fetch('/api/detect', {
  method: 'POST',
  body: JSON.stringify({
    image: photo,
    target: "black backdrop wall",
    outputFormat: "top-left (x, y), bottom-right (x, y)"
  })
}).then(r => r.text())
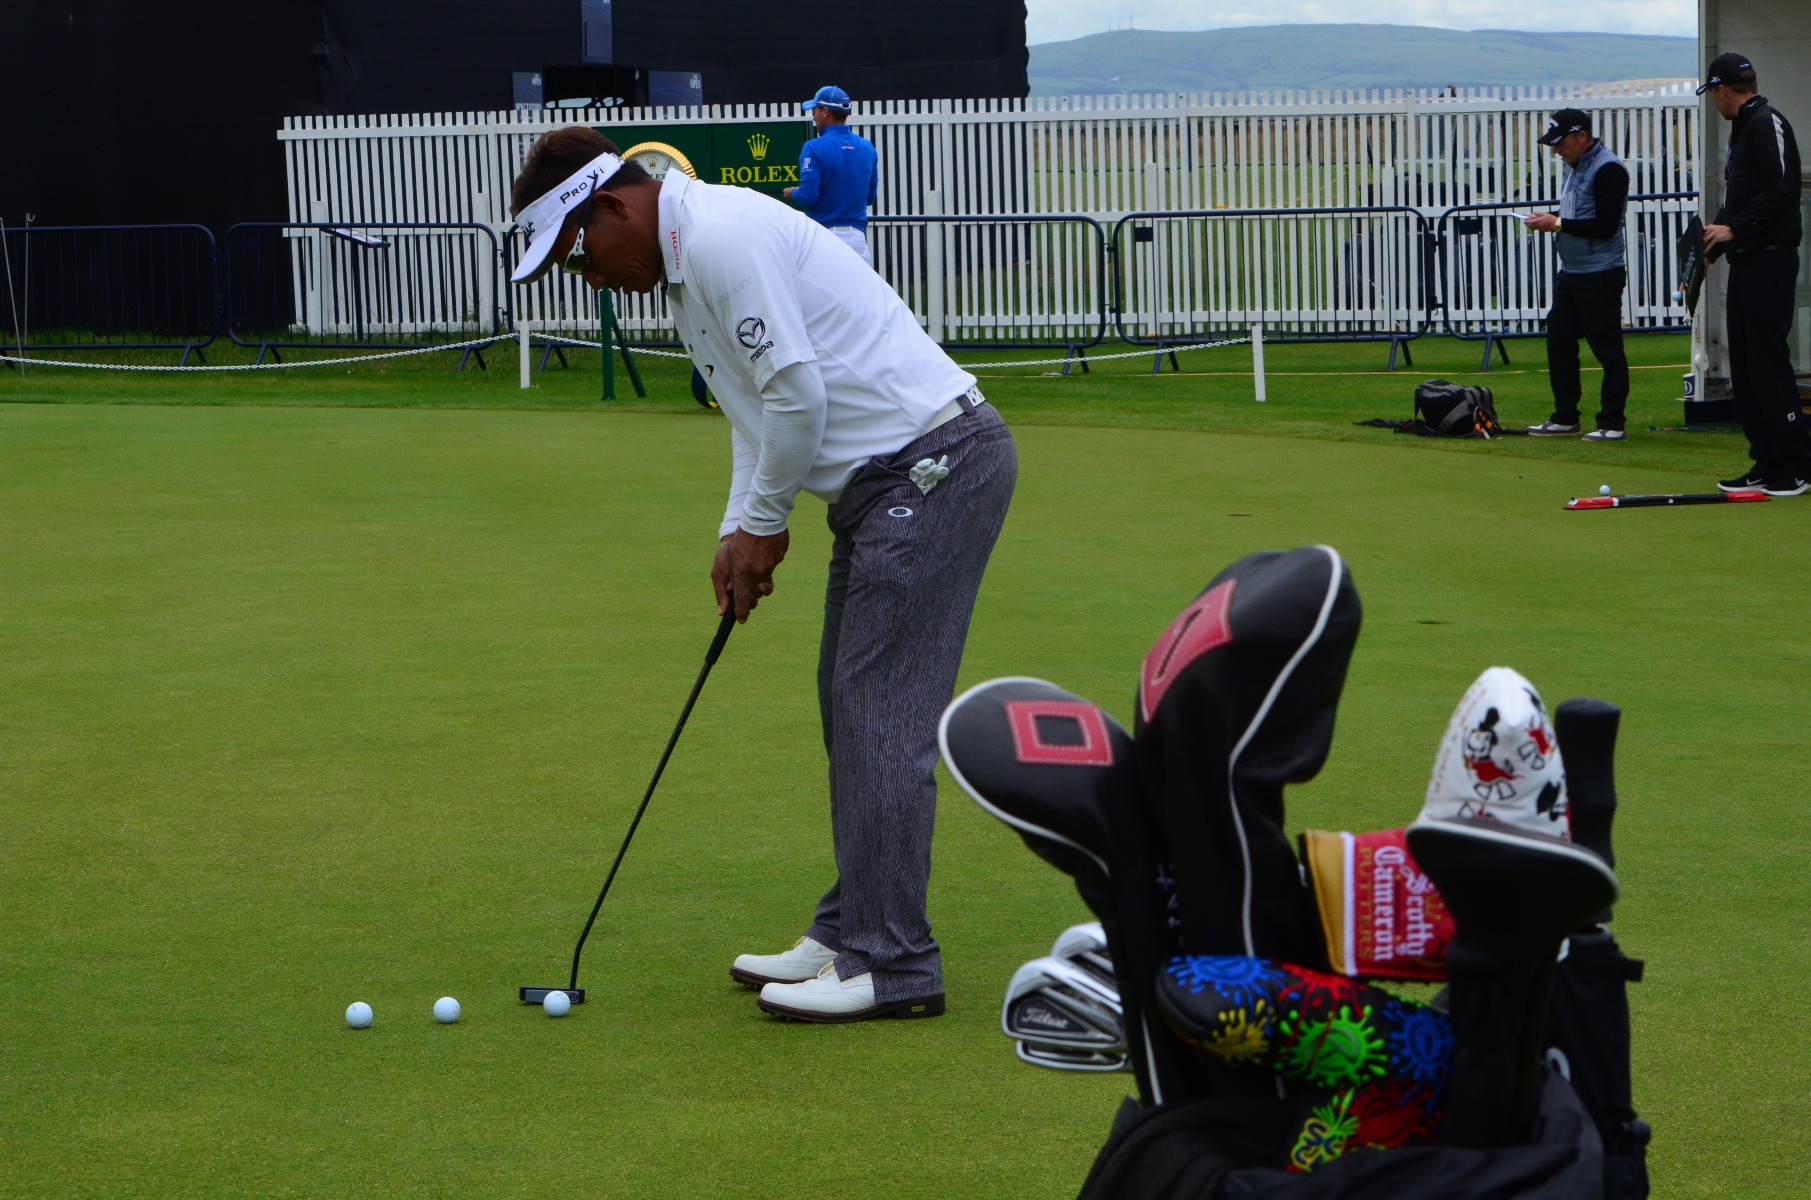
top-left (0, 1), bottom-right (1028, 234)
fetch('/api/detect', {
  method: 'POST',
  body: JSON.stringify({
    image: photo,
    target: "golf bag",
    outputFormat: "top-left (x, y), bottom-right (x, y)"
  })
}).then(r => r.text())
top-left (941, 545), bottom-right (1647, 1199)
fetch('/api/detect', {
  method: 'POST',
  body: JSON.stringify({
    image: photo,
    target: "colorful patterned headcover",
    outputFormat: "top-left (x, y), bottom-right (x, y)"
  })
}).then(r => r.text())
top-left (1158, 955), bottom-right (1452, 1172)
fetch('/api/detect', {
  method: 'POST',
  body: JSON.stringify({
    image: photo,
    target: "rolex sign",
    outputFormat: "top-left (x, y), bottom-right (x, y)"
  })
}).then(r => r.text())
top-left (598, 120), bottom-right (809, 201)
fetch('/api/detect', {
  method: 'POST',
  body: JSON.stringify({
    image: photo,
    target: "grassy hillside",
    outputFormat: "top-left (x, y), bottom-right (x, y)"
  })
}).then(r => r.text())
top-left (1029, 24), bottom-right (1697, 97)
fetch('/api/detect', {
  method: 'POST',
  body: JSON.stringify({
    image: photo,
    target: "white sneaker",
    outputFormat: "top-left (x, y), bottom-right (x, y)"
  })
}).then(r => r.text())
top-left (730, 936), bottom-right (838, 987)
top-left (756, 963), bottom-right (946, 1023)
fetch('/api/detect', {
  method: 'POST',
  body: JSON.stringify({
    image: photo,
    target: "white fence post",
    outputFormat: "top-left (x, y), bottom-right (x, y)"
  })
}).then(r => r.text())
top-left (1141, 161), bottom-right (1163, 342)
top-left (519, 320), bottom-right (531, 389)
top-left (1252, 325), bottom-right (1266, 403)
top-left (924, 188), bottom-right (945, 344)
top-left (305, 197), bottom-right (327, 335)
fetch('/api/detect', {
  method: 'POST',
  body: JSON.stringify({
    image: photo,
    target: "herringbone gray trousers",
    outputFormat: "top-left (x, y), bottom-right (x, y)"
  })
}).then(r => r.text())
top-left (804, 402), bottom-right (1016, 1002)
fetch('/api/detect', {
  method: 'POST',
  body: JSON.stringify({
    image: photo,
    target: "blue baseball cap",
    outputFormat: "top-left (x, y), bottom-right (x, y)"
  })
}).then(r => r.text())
top-left (802, 85), bottom-right (851, 114)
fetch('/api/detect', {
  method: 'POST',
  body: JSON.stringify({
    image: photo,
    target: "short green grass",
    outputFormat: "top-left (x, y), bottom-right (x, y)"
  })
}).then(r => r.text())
top-left (3, 335), bottom-right (1806, 1197)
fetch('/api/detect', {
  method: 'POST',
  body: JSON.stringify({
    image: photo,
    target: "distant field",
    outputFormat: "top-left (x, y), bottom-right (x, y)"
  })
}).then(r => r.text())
top-left (1029, 24), bottom-right (1696, 96)
top-left (3, 335), bottom-right (1806, 1197)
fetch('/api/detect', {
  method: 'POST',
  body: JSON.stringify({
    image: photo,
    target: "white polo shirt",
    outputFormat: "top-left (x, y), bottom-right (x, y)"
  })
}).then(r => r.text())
top-left (656, 172), bottom-right (976, 536)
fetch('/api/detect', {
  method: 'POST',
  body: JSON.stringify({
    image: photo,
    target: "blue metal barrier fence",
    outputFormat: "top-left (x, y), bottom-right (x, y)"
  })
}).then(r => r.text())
top-left (0, 224), bottom-right (219, 363)
top-left (222, 222), bottom-right (506, 363)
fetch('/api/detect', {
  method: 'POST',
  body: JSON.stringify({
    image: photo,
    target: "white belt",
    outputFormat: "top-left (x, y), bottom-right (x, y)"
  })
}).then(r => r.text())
top-left (926, 385), bottom-right (987, 433)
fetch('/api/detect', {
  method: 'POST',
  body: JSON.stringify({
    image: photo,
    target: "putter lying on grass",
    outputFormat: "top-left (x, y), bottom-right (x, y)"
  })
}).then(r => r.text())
top-left (1565, 490), bottom-right (1769, 509)
top-left (521, 600), bottom-right (738, 1006)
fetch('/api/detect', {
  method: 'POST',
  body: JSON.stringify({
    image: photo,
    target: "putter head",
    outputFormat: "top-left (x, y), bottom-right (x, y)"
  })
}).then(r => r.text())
top-left (1002, 956), bottom-right (1124, 1051)
top-left (1015, 1040), bottom-right (1129, 1072)
top-left (520, 986), bottom-right (587, 1005)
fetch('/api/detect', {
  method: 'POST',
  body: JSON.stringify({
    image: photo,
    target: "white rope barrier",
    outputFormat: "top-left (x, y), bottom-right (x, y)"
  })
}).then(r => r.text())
top-left (536, 333), bottom-right (1251, 370)
top-left (0, 334), bottom-right (509, 372)
top-left (0, 333), bottom-right (1250, 374)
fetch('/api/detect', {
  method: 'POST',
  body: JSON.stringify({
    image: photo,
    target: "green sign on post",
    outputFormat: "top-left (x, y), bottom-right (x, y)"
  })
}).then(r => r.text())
top-left (602, 120), bottom-right (810, 201)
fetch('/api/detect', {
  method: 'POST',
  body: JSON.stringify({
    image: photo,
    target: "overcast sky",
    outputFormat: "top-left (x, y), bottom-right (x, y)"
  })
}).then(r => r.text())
top-left (1025, 1), bottom-right (1697, 46)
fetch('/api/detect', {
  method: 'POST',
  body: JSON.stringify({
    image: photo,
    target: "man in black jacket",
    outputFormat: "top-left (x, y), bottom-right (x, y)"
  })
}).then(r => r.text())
top-left (1700, 53), bottom-right (1808, 497)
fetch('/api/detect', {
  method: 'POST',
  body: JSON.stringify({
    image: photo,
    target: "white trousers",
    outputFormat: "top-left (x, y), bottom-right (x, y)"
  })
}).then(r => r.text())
top-left (829, 225), bottom-right (872, 266)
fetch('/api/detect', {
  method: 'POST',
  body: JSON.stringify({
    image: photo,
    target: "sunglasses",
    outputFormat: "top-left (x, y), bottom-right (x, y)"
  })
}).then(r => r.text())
top-left (560, 198), bottom-right (596, 276)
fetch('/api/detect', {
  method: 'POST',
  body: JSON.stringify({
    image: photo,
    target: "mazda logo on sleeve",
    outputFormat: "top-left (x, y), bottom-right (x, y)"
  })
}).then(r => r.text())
top-left (735, 317), bottom-right (766, 348)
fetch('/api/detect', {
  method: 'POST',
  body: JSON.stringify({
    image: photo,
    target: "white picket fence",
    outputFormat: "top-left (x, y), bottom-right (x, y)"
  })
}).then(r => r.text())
top-left (278, 83), bottom-right (1702, 344)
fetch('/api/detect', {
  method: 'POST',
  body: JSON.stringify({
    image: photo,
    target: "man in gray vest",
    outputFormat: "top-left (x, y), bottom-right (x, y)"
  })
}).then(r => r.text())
top-left (1524, 108), bottom-right (1632, 441)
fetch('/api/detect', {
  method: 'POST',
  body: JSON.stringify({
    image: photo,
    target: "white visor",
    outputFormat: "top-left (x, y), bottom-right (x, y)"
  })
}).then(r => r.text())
top-left (510, 152), bottom-right (623, 284)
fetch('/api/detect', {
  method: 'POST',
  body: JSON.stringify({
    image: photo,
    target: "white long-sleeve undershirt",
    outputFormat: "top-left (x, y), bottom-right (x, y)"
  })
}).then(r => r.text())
top-left (719, 359), bottom-right (830, 538)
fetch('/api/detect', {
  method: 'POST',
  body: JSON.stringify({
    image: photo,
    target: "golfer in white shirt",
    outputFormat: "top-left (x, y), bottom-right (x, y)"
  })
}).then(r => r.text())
top-left (510, 128), bottom-right (1017, 1022)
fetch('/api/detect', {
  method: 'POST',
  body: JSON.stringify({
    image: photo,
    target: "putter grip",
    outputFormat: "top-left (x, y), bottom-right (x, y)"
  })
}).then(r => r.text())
top-left (706, 598), bottom-right (736, 665)
top-left (1555, 698), bottom-right (1620, 870)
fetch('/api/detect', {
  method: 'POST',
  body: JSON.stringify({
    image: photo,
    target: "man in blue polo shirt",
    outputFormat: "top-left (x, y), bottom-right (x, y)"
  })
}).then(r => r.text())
top-left (783, 85), bottom-right (879, 265)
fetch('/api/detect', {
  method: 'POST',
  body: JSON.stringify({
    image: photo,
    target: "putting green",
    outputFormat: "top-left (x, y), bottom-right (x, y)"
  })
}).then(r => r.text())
top-left (2, 359), bottom-right (1806, 1195)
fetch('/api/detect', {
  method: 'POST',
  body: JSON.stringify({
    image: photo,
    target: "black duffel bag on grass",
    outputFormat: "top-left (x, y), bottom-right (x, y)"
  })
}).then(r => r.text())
top-left (1413, 380), bottom-right (1504, 438)
top-left (1355, 380), bottom-right (1513, 439)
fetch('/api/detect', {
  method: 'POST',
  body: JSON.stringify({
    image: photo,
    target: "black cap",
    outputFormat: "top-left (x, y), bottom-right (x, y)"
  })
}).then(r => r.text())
top-left (1696, 52), bottom-right (1756, 95)
top-left (1537, 109), bottom-right (1591, 146)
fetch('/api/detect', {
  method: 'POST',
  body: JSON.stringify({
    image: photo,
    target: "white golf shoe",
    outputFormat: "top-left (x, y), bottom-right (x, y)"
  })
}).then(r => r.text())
top-left (730, 936), bottom-right (838, 987)
top-left (756, 962), bottom-right (946, 1023)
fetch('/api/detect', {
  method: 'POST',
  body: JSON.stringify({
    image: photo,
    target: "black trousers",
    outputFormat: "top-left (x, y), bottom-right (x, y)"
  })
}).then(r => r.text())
top-left (1726, 247), bottom-right (1811, 483)
top-left (1545, 267), bottom-right (1629, 430)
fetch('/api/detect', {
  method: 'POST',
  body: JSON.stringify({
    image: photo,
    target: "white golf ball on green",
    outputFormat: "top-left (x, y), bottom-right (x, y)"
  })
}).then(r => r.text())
top-left (346, 1001), bottom-right (373, 1029)
top-left (1600, 485), bottom-right (1612, 496)
top-left (544, 990), bottom-right (572, 1017)
top-left (434, 996), bottom-right (461, 1023)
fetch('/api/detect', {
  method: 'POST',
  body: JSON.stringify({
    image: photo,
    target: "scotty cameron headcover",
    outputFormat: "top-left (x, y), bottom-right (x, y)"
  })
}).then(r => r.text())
top-left (1135, 545), bottom-right (1361, 966)
top-left (1422, 667), bottom-right (1570, 837)
top-left (1300, 828), bottom-right (1456, 981)
top-left (940, 677), bottom-right (1135, 918)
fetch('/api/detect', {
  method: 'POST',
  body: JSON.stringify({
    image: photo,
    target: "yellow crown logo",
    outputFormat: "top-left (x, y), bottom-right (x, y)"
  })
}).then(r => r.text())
top-left (748, 133), bottom-right (770, 161)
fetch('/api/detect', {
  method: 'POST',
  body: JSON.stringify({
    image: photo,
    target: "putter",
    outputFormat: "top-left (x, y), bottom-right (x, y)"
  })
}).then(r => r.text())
top-left (1565, 490), bottom-right (1769, 509)
top-left (521, 599), bottom-right (738, 1005)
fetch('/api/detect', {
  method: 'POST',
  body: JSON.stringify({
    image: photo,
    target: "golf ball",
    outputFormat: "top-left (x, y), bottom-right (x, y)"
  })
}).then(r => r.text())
top-left (346, 1001), bottom-right (373, 1029)
top-left (434, 996), bottom-right (461, 1024)
top-left (1600, 485), bottom-right (1612, 495)
top-left (544, 990), bottom-right (572, 1017)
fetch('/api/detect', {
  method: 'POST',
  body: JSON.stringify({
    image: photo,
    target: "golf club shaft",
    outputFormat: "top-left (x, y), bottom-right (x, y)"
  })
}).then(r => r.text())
top-left (568, 602), bottom-right (738, 990)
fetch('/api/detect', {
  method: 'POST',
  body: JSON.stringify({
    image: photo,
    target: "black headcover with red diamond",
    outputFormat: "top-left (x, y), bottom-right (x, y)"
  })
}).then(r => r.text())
top-left (940, 677), bottom-right (1131, 912)
top-left (1135, 545), bottom-right (1362, 968)
top-left (940, 676), bottom-right (1225, 1108)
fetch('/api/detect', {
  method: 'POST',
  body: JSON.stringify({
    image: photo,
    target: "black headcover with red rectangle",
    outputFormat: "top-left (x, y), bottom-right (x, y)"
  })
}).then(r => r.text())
top-left (1134, 545), bottom-right (1362, 969)
top-left (940, 677), bottom-right (1223, 1107)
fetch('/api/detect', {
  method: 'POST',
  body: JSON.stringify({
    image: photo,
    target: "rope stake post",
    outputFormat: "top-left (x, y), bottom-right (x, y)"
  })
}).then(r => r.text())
top-left (1252, 325), bottom-right (1266, 403)
top-left (600, 291), bottom-right (615, 402)
top-left (519, 320), bottom-right (531, 389)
